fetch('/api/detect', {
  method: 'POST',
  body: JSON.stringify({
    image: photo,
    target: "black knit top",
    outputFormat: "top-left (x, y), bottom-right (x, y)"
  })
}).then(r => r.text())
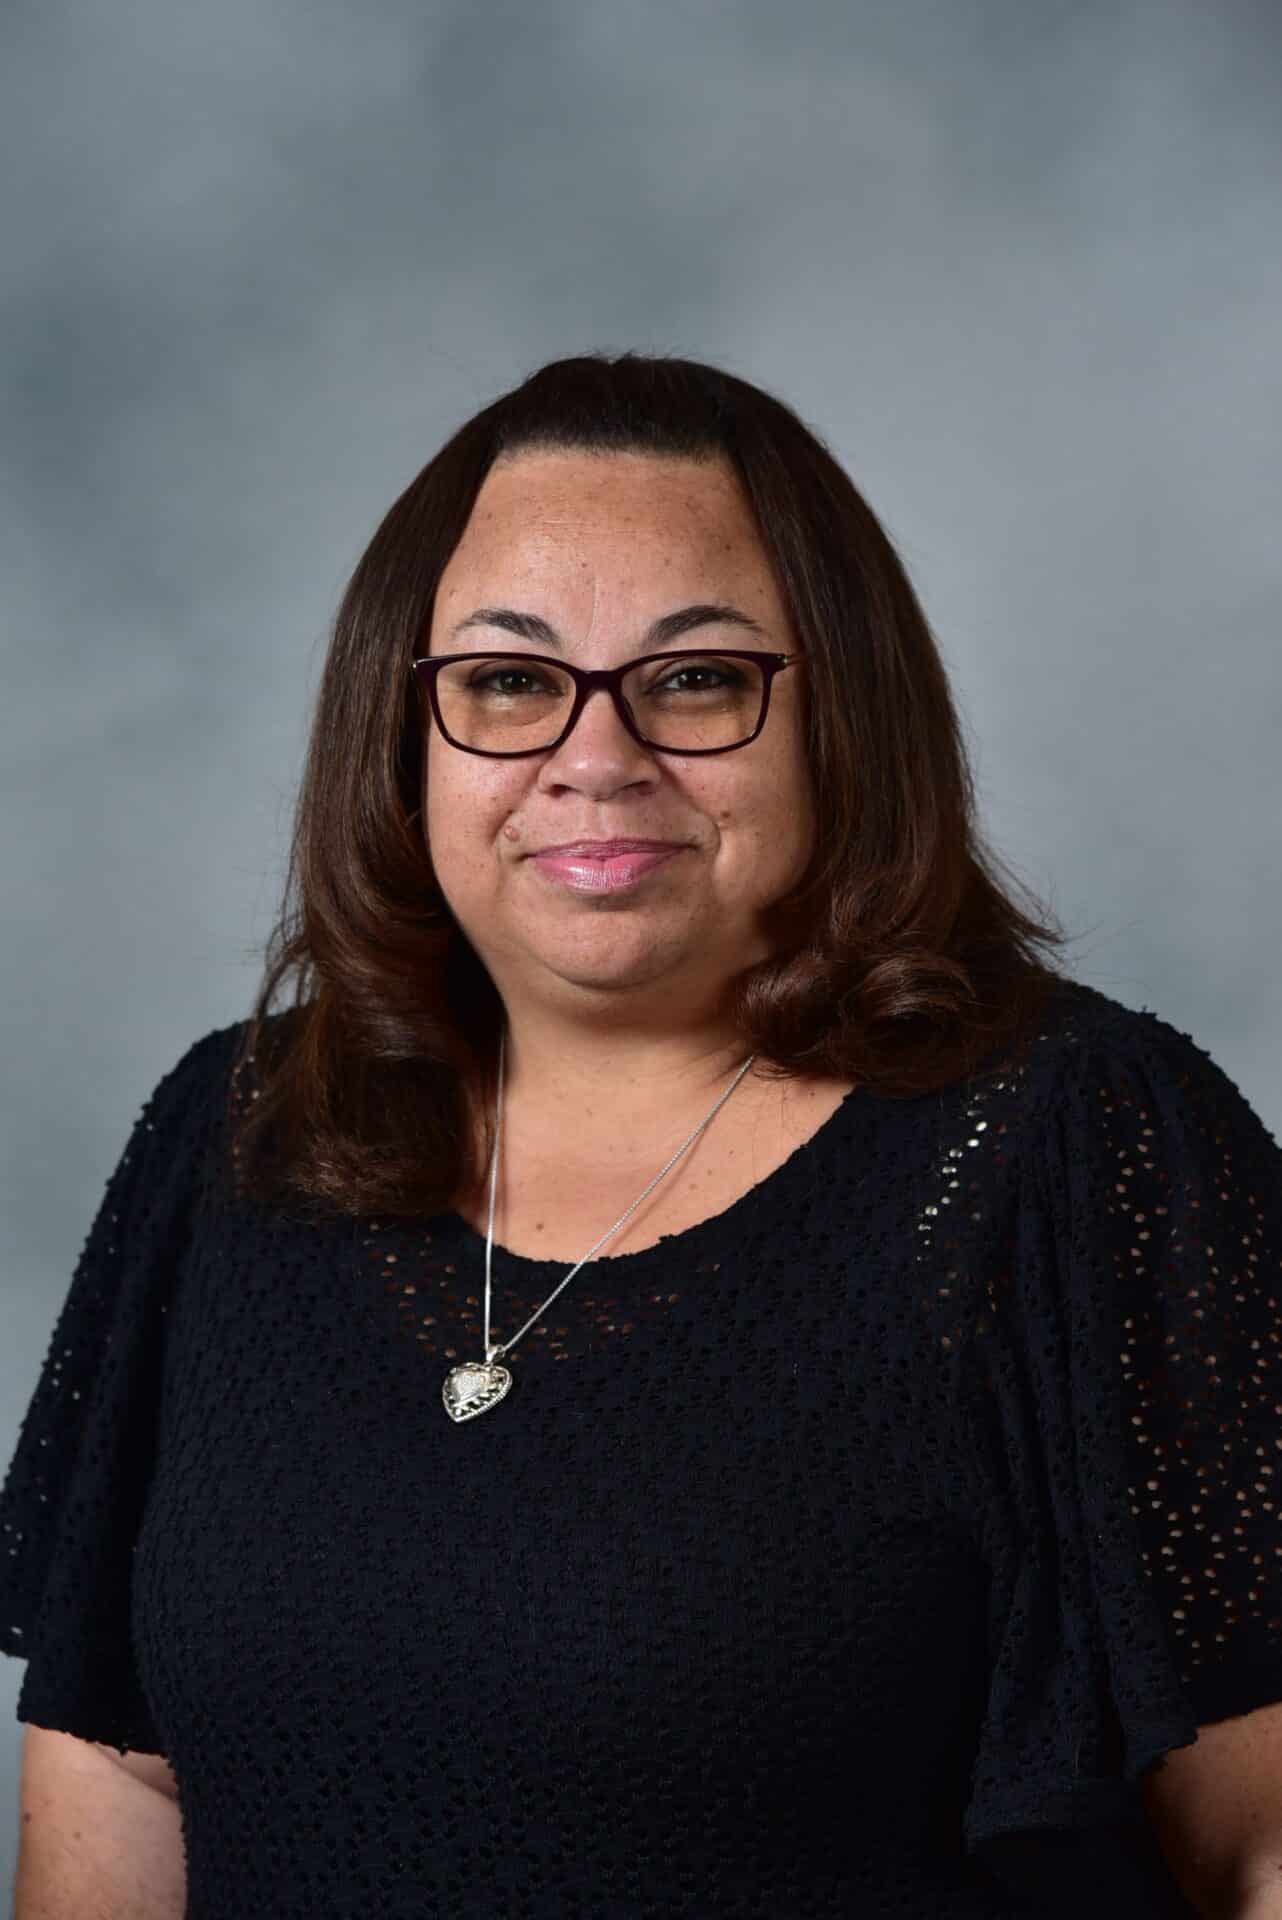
top-left (4, 977), bottom-right (1281, 1918)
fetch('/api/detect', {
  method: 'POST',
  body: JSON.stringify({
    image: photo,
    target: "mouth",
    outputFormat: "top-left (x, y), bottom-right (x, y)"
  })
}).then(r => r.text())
top-left (529, 845), bottom-right (685, 892)
top-left (529, 840), bottom-right (686, 857)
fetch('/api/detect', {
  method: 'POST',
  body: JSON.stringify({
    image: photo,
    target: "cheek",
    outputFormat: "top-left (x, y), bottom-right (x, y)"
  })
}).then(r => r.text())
top-left (425, 768), bottom-right (521, 858)
top-left (735, 769), bottom-right (809, 859)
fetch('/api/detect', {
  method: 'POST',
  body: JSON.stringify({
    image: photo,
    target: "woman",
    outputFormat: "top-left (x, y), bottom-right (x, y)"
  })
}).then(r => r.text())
top-left (5, 353), bottom-right (1281, 1918)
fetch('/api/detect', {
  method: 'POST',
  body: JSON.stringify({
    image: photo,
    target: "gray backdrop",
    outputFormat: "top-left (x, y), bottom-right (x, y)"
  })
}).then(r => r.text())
top-left (3, 0), bottom-right (1279, 1887)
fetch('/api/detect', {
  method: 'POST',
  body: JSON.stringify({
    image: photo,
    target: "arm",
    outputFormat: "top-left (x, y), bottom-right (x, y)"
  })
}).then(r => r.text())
top-left (1140, 1700), bottom-right (1282, 1920)
top-left (13, 1724), bottom-right (186, 1919)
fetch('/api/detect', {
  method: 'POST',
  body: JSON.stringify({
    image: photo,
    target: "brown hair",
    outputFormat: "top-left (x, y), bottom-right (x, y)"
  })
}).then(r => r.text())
top-left (227, 350), bottom-right (1082, 1222)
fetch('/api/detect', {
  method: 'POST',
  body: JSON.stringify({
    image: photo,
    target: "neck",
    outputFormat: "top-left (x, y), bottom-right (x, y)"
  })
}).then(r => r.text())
top-left (458, 1024), bottom-right (766, 1188)
top-left (497, 1029), bottom-right (759, 1122)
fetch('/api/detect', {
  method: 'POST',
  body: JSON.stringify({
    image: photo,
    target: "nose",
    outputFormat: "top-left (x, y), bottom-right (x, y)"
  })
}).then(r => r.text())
top-left (534, 680), bottom-right (663, 800)
top-left (550, 680), bottom-right (645, 755)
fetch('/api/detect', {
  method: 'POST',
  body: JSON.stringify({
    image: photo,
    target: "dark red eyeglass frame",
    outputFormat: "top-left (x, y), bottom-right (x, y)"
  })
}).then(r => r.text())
top-left (408, 649), bottom-right (805, 757)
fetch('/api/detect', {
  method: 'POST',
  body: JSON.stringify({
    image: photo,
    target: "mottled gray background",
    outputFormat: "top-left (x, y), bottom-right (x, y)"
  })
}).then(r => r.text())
top-left (2, 0), bottom-right (1279, 1882)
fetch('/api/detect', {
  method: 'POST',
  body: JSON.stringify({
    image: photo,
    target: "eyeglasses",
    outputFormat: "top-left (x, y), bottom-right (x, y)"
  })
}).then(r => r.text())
top-left (409, 649), bottom-right (804, 758)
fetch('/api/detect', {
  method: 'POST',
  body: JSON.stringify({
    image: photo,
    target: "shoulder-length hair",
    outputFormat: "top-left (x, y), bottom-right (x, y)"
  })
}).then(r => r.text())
top-left (227, 350), bottom-right (1081, 1221)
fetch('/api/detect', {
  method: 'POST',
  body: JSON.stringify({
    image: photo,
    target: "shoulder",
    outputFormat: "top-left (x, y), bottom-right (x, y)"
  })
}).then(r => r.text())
top-left (1018, 978), bottom-right (1256, 1121)
top-left (129, 1012), bottom-right (301, 1185)
top-left (150, 1009), bottom-right (297, 1108)
top-left (1022, 975), bottom-right (1176, 1058)
top-left (133, 1021), bottom-right (248, 1140)
top-left (1010, 980), bottom-right (1280, 1239)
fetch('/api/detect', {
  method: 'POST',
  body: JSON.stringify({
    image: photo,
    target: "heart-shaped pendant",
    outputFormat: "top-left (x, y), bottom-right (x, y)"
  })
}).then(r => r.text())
top-left (443, 1359), bottom-right (513, 1423)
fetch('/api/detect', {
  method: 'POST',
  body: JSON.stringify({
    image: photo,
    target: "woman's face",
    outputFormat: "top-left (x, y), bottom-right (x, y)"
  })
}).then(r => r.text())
top-left (421, 448), bottom-right (815, 1031)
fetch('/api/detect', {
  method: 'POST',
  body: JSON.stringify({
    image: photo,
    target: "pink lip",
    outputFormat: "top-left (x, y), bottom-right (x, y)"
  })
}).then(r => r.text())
top-left (531, 846), bottom-right (684, 892)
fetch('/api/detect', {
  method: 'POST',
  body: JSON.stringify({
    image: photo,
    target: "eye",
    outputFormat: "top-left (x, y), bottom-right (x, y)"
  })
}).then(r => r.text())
top-left (654, 662), bottom-right (739, 693)
top-left (469, 667), bottom-right (550, 694)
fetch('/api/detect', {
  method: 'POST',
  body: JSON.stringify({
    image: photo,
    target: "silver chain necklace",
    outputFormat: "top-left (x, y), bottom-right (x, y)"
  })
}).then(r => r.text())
top-left (442, 1026), bottom-right (758, 1422)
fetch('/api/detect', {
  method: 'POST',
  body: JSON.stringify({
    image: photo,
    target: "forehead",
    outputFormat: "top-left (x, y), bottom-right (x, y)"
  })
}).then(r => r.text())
top-left (437, 450), bottom-right (770, 584)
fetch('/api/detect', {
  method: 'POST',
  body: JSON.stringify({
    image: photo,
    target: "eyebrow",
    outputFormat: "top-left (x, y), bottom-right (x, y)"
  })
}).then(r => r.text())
top-left (446, 602), bottom-right (768, 653)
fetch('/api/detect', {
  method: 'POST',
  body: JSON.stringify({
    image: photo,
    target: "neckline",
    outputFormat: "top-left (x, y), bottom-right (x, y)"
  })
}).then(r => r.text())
top-left (436, 1079), bottom-right (869, 1274)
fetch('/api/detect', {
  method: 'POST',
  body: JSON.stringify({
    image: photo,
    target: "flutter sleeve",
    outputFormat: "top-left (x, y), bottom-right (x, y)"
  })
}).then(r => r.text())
top-left (0, 1025), bottom-right (235, 1758)
top-left (960, 1001), bottom-right (1282, 1903)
